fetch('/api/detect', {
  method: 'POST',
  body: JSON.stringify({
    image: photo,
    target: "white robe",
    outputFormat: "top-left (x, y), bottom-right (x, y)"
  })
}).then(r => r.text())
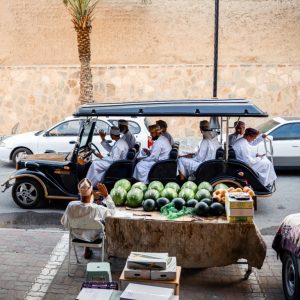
top-left (86, 139), bottom-right (129, 186)
top-left (233, 137), bottom-right (277, 187)
top-left (133, 135), bottom-right (172, 183)
top-left (61, 196), bottom-right (116, 242)
top-left (177, 135), bottom-right (220, 178)
top-left (162, 131), bottom-right (175, 146)
top-left (101, 130), bottom-right (136, 152)
top-left (229, 133), bottom-right (264, 147)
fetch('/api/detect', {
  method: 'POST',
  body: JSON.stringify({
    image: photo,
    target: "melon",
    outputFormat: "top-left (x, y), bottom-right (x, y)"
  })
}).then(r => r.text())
top-left (198, 181), bottom-right (213, 192)
top-left (126, 188), bottom-right (144, 208)
top-left (132, 182), bottom-right (147, 193)
top-left (195, 189), bottom-right (211, 201)
top-left (160, 188), bottom-right (178, 200)
top-left (182, 181), bottom-right (198, 193)
top-left (210, 202), bottom-right (225, 216)
top-left (172, 198), bottom-right (186, 210)
top-left (165, 182), bottom-right (180, 193)
top-left (179, 188), bottom-right (195, 201)
top-left (144, 189), bottom-right (160, 201)
top-left (148, 181), bottom-right (164, 192)
top-left (156, 197), bottom-right (170, 210)
top-left (200, 198), bottom-right (212, 206)
top-left (143, 199), bottom-right (156, 212)
top-left (110, 186), bottom-right (127, 206)
top-left (214, 183), bottom-right (229, 191)
top-left (186, 199), bottom-right (198, 208)
top-left (114, 179), bottom-right (131, 192)
top-left (194, 202), bottom-right (210, 216)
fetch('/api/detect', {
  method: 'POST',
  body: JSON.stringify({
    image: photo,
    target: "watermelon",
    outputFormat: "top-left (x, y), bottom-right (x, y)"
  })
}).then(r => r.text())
top-left (200, 198), bottom-right (212, 206)
top-left (194, 202), bottom-right (210, 216)
top-left (144, 189), bottom-right (160, 201)
top-left (156, 197), bottom-right (170, 210)
top-left (160, 188), bottom-right (178, 200)
top-left (198, 181), bottom-right (213, 192)
top-left (143, 199), bottom-right (156, 212)
top-left (195, 189), bottom-right (211, 201)
top-left (126, 188), bottom-right (144, 208)
top-left (210, 202), bottom-right (225, 216)
top-left (178, 188), bottom-right (195, 201)
top-left (114, 179), bottom-right (131, 192)
top-left (214, 183), bottom-right (228, 191)
top-left (165, 182), bottom-right (180, 193)
top-left (186, 199), bottom-right (198, 208)
top-left (172, 198), bottom-right (186, 210)
top-left (110, 186), bottom-right (127, 206)
top-left (132, 182), bottom-right (147, 193)
top-left (148, 181), bottom-right (164, 192)
top-left (182, 181), bottom-right (198, 193)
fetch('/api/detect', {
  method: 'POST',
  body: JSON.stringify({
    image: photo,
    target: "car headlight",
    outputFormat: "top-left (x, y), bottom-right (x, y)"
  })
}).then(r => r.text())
top-left (0, 141), bottom-right (6, 147)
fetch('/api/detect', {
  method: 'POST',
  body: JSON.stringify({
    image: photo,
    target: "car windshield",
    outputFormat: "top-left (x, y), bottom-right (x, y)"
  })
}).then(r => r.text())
top-left (79, 119), bottom-right (95, 148)
top-left (256, 119), bottom-right (279, 133)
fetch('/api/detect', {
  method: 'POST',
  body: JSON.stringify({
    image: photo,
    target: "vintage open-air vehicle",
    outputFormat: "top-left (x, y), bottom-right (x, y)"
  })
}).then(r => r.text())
top-left (2, 99), bottom-right (275, 209)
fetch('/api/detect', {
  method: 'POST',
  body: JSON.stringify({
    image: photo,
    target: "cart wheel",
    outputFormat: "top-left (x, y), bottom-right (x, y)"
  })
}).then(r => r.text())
top-left (12, 179), bottom-right (45, 209)
top-left (282, 252), bottom-right (300, 300)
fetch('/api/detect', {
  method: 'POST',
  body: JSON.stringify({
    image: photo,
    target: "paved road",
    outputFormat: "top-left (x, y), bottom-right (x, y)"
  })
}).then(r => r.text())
top-left (1, 161), bottom-right (300, 232)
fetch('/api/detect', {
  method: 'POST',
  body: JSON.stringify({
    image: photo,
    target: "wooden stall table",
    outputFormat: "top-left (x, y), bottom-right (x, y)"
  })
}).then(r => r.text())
top-left (106, 209), bottom-right (266, 276)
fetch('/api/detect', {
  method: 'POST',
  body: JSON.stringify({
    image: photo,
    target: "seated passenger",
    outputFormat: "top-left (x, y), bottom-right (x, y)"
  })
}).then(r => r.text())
top-left (133, 124), bottom-right (172, 183)
top-left (233, 128), bottom-right (277, 188)
top-left (228, 121), bottom-right (245, 147)
top-left (156, 120), bottom-right (175, 146)
top-left (61, 179), bottom-right (116, 259)
top-left (229, 120), bottom-right (268, 147)
top-left (177, 120), bottom-right (220, 180)
top-left (86, 126), bottom-right (129, 186)
top-left (100, 120), bottom-right (136, 151)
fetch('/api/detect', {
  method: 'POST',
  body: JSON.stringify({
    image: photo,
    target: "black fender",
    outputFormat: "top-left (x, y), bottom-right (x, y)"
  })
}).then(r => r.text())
top-left (194, 159), bottom-right (272, 197)
top-left (9, 169), bottom-right (79, 200)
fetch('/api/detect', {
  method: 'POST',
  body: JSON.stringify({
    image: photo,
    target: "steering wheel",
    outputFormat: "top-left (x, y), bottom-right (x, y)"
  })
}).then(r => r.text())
top-left (87, 142), bottom-right (101, 156)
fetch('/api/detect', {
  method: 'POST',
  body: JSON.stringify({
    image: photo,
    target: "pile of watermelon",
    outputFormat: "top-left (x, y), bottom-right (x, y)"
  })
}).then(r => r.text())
top-left (109, 179), bottom-right (227, 217)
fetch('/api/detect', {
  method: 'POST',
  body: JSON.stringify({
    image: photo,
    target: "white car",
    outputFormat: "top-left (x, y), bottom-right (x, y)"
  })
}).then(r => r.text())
top-left (255, 117), bottom-right (300, 169)
top-left (0, 116), bottom-right (150, 165)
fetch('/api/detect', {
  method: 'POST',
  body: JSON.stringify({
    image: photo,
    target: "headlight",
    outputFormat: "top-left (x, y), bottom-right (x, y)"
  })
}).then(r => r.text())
top-left (0, 141), bottom-right (6, 147)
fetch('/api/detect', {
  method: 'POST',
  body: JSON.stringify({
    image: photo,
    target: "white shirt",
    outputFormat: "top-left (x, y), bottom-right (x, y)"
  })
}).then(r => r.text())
top-left (61, 196), bottom-right (116, 242)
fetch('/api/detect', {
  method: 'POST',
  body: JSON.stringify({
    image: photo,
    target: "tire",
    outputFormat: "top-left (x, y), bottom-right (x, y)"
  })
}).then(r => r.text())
top-left (282, 251), bottom-right (300, 300)
top-left (12, 179), bottom-right (45, 209)
top-left (11, 147), bottom-right (33, 166)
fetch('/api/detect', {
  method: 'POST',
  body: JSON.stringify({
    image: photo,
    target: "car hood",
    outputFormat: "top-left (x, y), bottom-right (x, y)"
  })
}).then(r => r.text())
top-left (2, 131), bottom-right (41, 146)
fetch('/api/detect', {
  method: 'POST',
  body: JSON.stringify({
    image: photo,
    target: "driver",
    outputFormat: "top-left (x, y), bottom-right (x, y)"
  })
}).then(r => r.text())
top-left (233, 127), bottom-right (277, 188)
top-left (86, 126), bottom-right (129, 186)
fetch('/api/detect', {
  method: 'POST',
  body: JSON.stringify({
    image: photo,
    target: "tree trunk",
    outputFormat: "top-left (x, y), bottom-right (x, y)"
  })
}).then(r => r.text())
top-left (76, 26), bottom-right (94, 104)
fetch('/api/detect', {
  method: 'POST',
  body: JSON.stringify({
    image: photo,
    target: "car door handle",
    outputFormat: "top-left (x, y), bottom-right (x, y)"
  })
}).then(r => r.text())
top-left (291, 145), bottom-right (299, 147)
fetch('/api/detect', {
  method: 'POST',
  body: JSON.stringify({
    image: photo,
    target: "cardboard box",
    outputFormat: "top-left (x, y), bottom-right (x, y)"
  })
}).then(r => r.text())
top-left (225, 192), bottom-right (253, 209)
top-left (227, 216), bottom-right (253, 224)
top-left (151, 257), bottom-right (177, 281)
top-left (120, 283), bottom-right (174, 300)
top-left (127, 252), bottom-right (169, 270)
top-left (124, 263), bottom-right (151, 280)
top-left (120, 267), bottom-right (182, 295)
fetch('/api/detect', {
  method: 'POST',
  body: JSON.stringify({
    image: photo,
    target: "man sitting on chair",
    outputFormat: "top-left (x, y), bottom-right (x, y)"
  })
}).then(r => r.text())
top-left (61, 178), bottom-right (116, 259)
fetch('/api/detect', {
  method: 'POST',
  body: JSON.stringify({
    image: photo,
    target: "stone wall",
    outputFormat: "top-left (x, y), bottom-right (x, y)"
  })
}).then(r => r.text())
top-left (0, 64), bottom-right (299, 137)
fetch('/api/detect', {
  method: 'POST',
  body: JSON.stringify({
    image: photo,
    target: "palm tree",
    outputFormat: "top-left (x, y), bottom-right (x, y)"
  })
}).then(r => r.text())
top-left (63, 0), bottom-right (99, 104)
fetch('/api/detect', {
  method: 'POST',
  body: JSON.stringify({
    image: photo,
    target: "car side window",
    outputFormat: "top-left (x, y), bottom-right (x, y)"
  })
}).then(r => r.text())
top-left (94, 120), bottom-right (110, 135)
top-left (271, 123), bottom-right (300, 140)
top-left (48, 120), bottom-right (82, 136)
top-left (108, 120), bottom-right (141, 134)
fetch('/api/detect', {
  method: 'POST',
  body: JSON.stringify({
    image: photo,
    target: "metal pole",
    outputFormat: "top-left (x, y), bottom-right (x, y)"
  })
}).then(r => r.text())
top-left (213, 0), bottom-right (219, 98)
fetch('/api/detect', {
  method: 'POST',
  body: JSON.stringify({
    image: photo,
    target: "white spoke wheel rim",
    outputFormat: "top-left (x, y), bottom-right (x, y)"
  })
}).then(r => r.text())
top-left (285, 255), bottom-right (296, 296)
top-left (16, 182), bottom-right (38, 205)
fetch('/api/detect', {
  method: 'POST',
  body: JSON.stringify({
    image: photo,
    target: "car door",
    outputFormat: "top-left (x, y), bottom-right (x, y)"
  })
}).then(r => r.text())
top-left (269, 123), bottom-right (300, 167)
top-left (37, 119), bottom-right (82, 153)
top-left (91, 119), bottom-right (111, 156)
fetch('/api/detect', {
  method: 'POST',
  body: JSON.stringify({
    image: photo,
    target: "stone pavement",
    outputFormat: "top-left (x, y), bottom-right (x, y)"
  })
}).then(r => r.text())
top-left (0, 228), bottom-right (285, 300)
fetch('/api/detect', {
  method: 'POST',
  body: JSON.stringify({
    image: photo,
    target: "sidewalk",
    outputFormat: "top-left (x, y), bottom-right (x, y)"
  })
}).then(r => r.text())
top-left (0, 228), bottom-right (284, 300)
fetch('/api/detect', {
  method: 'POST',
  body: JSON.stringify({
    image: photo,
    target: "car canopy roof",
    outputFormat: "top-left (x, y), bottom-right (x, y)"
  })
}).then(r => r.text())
top-left (74, 99), bottom-right (268, 118)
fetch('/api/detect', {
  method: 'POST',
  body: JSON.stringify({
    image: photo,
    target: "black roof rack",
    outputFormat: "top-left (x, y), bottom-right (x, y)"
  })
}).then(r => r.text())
top-left (74, 99), bottom-right (268, 118)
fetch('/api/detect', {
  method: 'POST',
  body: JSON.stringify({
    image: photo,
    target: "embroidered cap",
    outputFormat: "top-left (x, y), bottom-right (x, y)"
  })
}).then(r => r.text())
top-left (118, 119), bottom-right (128, 126)
top-left (110, 126), bottom-right (121, 136)
top-left (78, 178), bottom-right (93, 196)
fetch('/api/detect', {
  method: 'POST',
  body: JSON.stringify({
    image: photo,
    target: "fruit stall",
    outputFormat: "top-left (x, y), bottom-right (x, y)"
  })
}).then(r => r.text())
top-left (105, 179), bottom-right (267, 275)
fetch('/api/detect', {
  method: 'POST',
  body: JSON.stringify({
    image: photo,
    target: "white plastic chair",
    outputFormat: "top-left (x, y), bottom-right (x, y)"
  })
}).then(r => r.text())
top-left (67, 218), bottom-right (106, 276)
